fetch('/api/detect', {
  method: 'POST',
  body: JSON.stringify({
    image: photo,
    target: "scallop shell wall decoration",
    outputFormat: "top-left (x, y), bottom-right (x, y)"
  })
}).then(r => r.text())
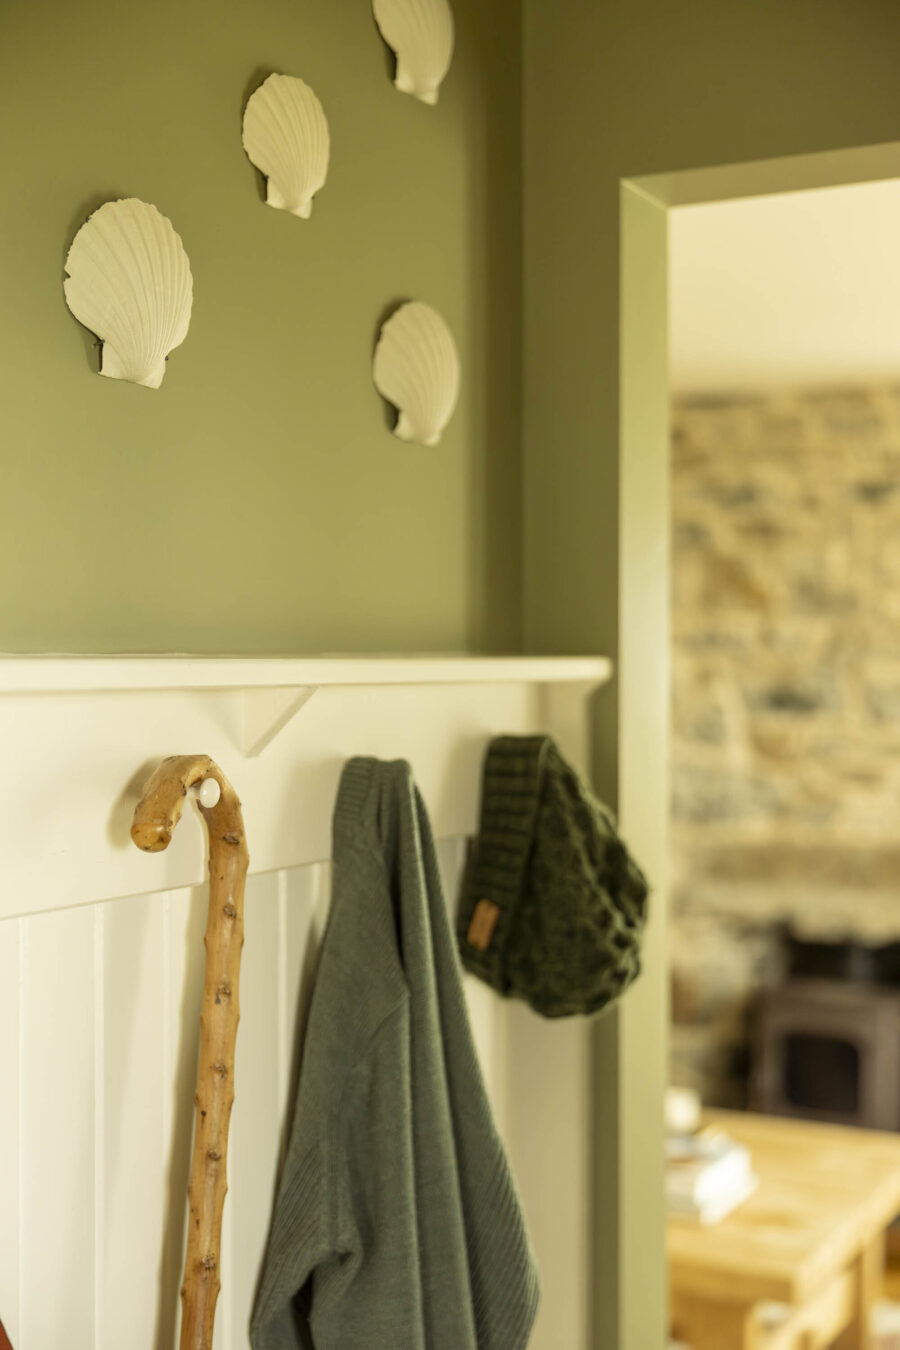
top-left (242, 74), bottom-right (330, 219)
top-left (373, 301), bottom-right (460, 446)
top-left (372, 0), bottom-right (455, 105)
top-left (63, 198), bottom-right (193, 390)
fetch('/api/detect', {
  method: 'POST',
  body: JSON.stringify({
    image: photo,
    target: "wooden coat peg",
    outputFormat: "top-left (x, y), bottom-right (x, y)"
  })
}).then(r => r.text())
top-left (131, 755), bottom-right (249, 1350)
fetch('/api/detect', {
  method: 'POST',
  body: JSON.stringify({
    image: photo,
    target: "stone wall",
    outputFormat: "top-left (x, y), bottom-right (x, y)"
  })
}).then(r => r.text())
top-left (671, 387), bottom-right (900, 1105)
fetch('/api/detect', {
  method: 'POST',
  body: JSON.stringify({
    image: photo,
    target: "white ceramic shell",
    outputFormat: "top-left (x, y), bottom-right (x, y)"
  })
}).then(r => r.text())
top-left (372, 0), bottom-right (455, 105)
top-left (373, 301), bottom-right (460, 446)
top-left (242, 74), bottom-right (330, 219)
top-left (63, 198), bottom-right (193, 390)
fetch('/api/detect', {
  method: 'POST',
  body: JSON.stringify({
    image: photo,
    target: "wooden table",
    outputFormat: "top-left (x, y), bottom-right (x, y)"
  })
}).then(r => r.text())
top-left (668, 1111), bottom-right (900, 1350)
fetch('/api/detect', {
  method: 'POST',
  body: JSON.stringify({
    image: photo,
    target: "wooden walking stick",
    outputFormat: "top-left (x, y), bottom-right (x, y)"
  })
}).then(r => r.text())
top-left (132, 755), bottom-right (249, 1350)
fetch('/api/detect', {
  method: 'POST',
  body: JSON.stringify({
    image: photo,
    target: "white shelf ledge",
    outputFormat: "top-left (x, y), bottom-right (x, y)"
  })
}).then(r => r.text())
top-left (0, 653), bottom-right (612, 694)
top-left (0, 653), bottom-right (612, 919)
top-left (0, 654), bottom-right (613, 758)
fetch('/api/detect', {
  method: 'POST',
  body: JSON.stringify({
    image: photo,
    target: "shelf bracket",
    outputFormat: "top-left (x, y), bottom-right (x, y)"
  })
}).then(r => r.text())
top-left (241, 685), bottom-right (319, 758)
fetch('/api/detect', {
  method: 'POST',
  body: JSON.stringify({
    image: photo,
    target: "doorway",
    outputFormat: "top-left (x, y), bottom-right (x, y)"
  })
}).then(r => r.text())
top-left (623, 152), bottom-right (900, 1349)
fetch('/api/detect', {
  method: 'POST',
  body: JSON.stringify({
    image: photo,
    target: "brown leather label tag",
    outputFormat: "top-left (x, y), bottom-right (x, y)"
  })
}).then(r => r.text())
top-left (467, 900), bottom-right (500, 952)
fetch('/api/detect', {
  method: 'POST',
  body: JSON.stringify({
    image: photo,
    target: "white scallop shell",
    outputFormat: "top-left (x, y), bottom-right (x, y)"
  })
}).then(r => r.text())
top-left (63, 198), bottom-right (193, 390)
top-left (373, 302), bottom-right (460, 446)
top-left (372, 0), bottom-right (455, 105)
top-left (242, 74), bottom-right (330, 219)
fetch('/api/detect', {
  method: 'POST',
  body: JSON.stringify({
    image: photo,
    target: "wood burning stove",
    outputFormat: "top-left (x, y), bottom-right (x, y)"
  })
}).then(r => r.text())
top-left (750, 930), bottom-right (900, 1130)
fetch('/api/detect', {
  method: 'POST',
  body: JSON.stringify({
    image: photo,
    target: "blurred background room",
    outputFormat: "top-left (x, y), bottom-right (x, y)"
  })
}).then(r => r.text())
top-left (667, 179), bottom-right (900, 1350)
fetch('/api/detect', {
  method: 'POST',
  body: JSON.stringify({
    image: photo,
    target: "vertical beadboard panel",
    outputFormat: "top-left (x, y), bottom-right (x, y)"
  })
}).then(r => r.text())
top-left (228, 871), bottom-right (280, 1346)
top-left (94, 908), bottom-right (105, 1341)
top-left (100, 892), bottom-right (165, 1350)
top-left (279, 863), bottom-right (331, 1152)
top-left (20, 907), bottom-right (95, 1349)
top-left (463, 974), bottom-right (511, 1136)
top-left (434, 836), bottom-right (510, 1133)
top-left (0, 920), bottom-right (19, 1343)
top-left (434, 835), bottom-right (465, 920)
top-left (161, 884), bottom-right (209, 1350)
top-left (504, 1005), bottom-right (591, 1350)
top-left (5, 840), bottom-right (490, 1348)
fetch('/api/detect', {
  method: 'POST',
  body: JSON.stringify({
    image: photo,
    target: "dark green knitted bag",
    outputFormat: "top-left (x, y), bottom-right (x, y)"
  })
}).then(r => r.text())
top-left (457, 735), bottom-right (649, 1018)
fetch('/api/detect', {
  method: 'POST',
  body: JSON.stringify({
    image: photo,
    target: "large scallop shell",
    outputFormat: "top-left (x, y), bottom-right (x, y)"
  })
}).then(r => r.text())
top-left (242, 74), bottom-right (330, 219)
top-left (63, 198), bottom-right (193, 390)
top-left (373, 301), bottom-right (460, 446)
top-left (372, 0), bottom-right (455, 106)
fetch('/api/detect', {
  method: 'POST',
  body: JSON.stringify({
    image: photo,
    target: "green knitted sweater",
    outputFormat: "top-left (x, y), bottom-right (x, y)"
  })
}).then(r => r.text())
top-left (250, 758), bottom-right (539, 1350)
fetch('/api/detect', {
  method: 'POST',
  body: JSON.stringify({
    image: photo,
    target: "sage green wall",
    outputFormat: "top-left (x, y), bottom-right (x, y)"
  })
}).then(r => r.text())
top-left (522, 4), bottom-right (900, 1348)
top-left (0, 0), bottom-right (521, 653)
top-left (524, 2), bottom-right (900, 652)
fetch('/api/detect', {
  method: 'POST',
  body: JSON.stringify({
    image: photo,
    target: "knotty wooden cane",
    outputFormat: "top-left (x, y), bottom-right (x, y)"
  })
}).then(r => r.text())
top-left (131, 755), bottom-right (249, 1350)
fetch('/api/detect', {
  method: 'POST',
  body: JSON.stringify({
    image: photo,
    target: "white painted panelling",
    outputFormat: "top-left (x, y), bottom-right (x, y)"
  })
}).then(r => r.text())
top-left (20, 908), bottom-right (95, 1349)
top-left (0, 667), bottom-right (609, 922)
top-left (0, 841), bottom-right (506, 1349)
top-left (162, 885), bottom-right (209, 1350)
top-left (100, 893), bottom-right (165, 1350)
top-left (441, 812), bottom-right (591, 1350)
top-left (435, 834), bottom-right (467, 913)
top-left (4, 717), bottom-right (605, 1350)
top-left (0, 922), bottom-right (19, 1343)
top-left (505, 1006), bottom-right (591, 1350)
top-left (464, 975), bottom-right (511, 1136)
top-left (0, 659), bottom-right (606, 1349)
top-left (229, 871), bottom-right (280, 1346)
top-left (278, 865), bottom-right (331, 1159)
top-left (435, 836), bottom-right (511, 1133)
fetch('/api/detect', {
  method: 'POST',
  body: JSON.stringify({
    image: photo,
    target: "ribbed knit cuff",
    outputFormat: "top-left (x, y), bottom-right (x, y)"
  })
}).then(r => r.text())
top-left (457, 736), bottom-right (551, 993)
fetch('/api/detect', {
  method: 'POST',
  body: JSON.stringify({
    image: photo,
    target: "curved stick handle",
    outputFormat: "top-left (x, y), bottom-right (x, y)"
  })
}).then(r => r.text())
top-left (132, 755), bottom-right (249, 1350)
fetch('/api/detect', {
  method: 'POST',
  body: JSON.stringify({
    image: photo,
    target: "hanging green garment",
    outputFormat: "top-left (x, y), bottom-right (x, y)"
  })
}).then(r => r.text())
top-left (251, 757), bottom-right (539, 1350)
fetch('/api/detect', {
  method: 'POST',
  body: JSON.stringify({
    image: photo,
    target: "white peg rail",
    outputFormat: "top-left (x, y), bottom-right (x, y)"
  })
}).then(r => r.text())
top-left (0, 653), bottom-right (611, 1350)
top-left (0, 655), bottom-right (611, 921)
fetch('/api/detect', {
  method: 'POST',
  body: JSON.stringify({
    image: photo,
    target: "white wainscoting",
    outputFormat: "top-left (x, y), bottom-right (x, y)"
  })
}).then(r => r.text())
top-left (0, 839), bottom-right (521, 1350)
top-left (0, 657), bottom-right (607, 1350)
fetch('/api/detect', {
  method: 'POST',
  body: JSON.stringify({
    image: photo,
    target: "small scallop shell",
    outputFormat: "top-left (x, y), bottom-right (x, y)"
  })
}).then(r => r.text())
top-left (372, 0), bottom-right (455, 106)
top-left (63, 198), bottom-right (193, 390)
top-left (242, 74), bottom-right (330, 219)
top-left (373, 302), bottom-right (460, 446)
